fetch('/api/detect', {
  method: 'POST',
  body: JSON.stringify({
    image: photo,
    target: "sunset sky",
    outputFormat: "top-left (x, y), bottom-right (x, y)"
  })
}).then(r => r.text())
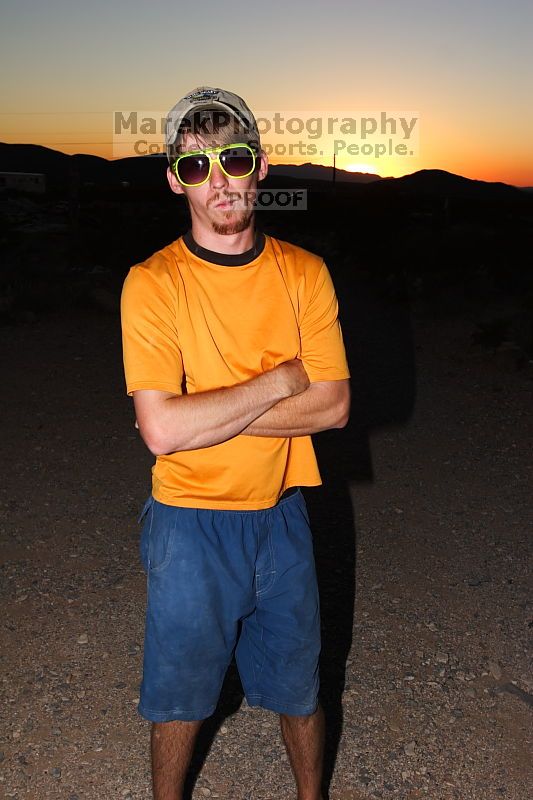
top-left (1, 0), bottom-right (532, 185)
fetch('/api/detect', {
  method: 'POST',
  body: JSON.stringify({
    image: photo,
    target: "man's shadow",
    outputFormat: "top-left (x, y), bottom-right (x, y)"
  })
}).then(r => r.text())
top-left (309, 274), bottom-right (416, 798)
top-left (184, 277), bottom-right (416, 799)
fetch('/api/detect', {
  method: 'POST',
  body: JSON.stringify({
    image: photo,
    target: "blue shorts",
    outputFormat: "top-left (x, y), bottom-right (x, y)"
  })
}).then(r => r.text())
top-left (137, 488), bottom-right (321, 722)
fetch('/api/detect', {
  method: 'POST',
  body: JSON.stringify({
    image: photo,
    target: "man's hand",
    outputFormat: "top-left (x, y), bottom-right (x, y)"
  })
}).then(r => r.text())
top-left (273, 358), bottom-right (310, 397)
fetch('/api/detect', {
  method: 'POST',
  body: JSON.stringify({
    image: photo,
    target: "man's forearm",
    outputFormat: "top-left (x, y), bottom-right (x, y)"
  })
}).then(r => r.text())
top-left (135, 359), bottom-right (309, 455)
top-left (241, 380), bottom-right (350, 437)
top-left (141, 375), bottom-right (285, 454)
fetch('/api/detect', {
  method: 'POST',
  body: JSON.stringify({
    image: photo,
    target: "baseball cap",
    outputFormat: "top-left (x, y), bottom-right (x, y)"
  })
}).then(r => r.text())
top-left (165, 86), bottom-right (260, 161)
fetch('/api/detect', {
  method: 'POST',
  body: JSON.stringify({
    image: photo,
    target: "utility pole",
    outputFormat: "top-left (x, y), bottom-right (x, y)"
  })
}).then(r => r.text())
top-left (68, 158), bottom-right (80, 269)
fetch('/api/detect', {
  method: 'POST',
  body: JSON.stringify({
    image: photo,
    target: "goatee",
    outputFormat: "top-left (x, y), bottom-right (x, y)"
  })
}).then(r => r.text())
top-left (211, 208), bottom-right (254, 235)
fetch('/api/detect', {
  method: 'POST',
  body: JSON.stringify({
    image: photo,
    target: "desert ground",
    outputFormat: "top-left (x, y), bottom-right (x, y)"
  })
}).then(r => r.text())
top-left (0, 296), bottom-right (532, 800)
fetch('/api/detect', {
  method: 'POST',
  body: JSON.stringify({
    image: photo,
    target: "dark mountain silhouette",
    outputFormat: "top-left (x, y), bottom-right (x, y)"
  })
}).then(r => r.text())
top-left (0, 145), bottom-right (378, 186)
top-left (0, 143), bottom-right (167, 190)
top-left (0, 144), bottom-right (529, 203)
top-left (0, 144), bottom-right (72, 189)
top-left (372, 168), bottom-right (523, 201)
top-left (268, 162), bottom-right (380, 183)
top-left (0, 143), bottom-right (67, 173)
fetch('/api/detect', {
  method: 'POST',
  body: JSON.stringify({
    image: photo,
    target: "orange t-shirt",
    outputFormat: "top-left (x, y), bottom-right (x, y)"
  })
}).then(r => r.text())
top-left (121, 234), bottom-right (350, 509)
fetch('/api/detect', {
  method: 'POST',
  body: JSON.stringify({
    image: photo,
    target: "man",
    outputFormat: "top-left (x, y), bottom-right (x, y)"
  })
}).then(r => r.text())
top-left (121, 86), bottom-right (350, 800)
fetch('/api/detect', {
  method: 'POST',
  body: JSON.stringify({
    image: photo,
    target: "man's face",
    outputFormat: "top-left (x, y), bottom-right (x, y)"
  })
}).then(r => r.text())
top-left (167, 134), bottom-right (268, 236)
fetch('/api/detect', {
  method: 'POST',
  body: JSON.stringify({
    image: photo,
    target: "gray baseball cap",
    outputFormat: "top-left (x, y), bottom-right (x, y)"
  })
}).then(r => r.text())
top-left (165, 86), bottom-right (260, 161)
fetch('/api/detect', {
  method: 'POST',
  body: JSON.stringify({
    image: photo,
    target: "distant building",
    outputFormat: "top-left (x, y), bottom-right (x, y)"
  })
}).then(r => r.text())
top-left (0, 172), bottom-right (46, 194)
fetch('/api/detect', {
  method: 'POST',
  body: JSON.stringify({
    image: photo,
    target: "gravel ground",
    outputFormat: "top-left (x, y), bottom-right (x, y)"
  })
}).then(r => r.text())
top-left (0, 303), bottom-right (531, 800)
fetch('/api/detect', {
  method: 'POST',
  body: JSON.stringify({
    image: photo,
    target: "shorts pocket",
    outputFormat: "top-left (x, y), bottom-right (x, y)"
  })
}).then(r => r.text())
top-left (147, 501), bottom-right (175, 573)
top-left (296, 489), bottom-right (311, 527)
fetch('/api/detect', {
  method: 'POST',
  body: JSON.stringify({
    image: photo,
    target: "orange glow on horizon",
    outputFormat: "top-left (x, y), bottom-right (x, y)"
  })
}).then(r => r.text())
top-left (345, 163), bottom-right (379, 175)
top-left (1, 127), bottom-right (532, 187)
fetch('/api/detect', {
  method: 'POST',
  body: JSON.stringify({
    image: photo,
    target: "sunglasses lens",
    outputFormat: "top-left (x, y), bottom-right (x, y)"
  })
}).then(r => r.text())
top-left (176, 154), bottom-right (210, 185)
top-left (220, 146), bottom-right (255, 177)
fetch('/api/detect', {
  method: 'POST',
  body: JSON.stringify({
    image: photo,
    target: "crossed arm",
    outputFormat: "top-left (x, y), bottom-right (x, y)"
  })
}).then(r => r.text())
top-left (133, 359), bottom-right (350, 456)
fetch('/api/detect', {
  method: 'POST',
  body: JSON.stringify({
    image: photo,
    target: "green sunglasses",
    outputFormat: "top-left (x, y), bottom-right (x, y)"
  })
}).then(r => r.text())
top-left (171, 142), bottom-right (259, 187)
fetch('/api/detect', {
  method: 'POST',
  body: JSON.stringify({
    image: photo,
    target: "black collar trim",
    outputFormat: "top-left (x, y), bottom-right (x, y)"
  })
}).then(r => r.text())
top-left (182, 230), bottom-right (265, 266)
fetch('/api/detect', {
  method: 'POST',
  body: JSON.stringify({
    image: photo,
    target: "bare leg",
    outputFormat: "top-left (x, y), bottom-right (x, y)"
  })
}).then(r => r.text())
top-left (279, 704), bottom-right (325, 800)
top-left (151, 719), bottom-right (203, 800)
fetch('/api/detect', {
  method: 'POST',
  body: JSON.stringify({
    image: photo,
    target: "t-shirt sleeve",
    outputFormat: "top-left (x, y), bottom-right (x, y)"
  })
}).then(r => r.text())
top-left (299, 261), bottom-right (350, 382)
top-left (120, 263), bottom-right (184, 396)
